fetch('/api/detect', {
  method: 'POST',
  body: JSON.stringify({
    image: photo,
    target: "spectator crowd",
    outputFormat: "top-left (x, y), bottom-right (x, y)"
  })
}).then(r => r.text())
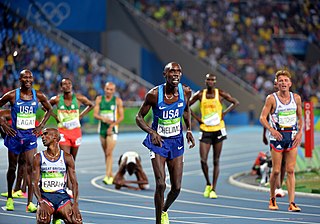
top-left (0, 6), bottom-right (147, 104)
top-left (131, 0), bottom-right (320, 105)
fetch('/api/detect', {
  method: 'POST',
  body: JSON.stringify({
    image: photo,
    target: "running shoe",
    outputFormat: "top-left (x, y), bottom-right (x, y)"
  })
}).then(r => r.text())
top-left (203, 185), bottom-right (211, 198)
top-left (13, 190), bottom-right (27, 198)
top-left (6, 198), bottom-right (14, 211)
top-left (26, 202), bottom-right (37, 213)
top-left (209, 190), bottom-right (218, 199)
top-left (161, 211), bottom-right (169, 224)
top-left (52, 218), bottom-right (62, 224)
top-left (288, 202), bottom-right (301, 212)
top-left (275, 188), bottom-right (285, 197)
top-left (103, 176), bottom-right (114, 185)
top-left (268, 197), bottom-right (279, 210)
top-left (1, 190), bottom-right (27, 198)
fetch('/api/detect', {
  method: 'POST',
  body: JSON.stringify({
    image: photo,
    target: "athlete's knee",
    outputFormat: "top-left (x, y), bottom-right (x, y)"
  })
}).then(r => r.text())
top-left (171, 185), bottom-right (181, 196)
top-left (286, 167), bottom-right (295, 176)
top-left (155, 180), bottom-right (166, 192)
top-left (213, 159), bottom-right (220, 167)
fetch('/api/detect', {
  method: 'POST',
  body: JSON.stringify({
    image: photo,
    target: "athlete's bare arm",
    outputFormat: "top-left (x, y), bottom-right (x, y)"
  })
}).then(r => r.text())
top-left (189, 90), bottom-right (203, 124)
top-left (136, 87), bottom-right (164, 147)
top-left (183, 85), bottom-right (195, 148)
top-left (260, 94), bottom-right (282, 141)
top-left (218, 89), bottom-right (239, 118)
top-left (34, 91), bottom-right (52, 137)
top-left (76, 93), bottom-right (94, 120)
top-left (65, 152), bottom-right (82, 223)
top-left (293, 93), bottom-right (303, 148)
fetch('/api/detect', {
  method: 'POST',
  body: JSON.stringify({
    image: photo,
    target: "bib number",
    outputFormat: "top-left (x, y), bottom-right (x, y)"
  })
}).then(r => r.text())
top-left (203, 112), bottom-right (220, 126)
top-left (17, 113), bottom-right (36, 129)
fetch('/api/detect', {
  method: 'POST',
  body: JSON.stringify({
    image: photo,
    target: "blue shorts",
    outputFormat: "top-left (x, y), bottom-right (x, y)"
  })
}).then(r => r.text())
top-left (4, 134), bottom-right (37, 154)
top-left (270, 130), bottom-right (296, 152)
top-left (143, 134), bottom-right (184, 160)
top-left (41, 191), bottom-right (71, 211)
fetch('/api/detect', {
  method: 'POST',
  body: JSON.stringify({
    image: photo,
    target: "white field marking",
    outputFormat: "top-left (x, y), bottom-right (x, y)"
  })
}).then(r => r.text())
top-left (90, 176), bottom-right (320, 219)
top-left (81, 209), bottom-right (210, 224)
top-left (0, 211), bottom-right (35, 219)
top-left (80, 197), bottom-right (317, 224)
top-left (179, 187), bottom-right (320, 209)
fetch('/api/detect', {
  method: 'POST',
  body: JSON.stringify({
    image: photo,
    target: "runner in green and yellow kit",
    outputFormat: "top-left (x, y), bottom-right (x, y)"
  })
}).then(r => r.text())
top-left (93, 82), bottom-right (124, 185)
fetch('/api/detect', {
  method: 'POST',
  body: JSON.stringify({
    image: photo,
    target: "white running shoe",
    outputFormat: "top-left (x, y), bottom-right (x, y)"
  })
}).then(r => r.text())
top-left (275, 188), bottom-right (285, 197)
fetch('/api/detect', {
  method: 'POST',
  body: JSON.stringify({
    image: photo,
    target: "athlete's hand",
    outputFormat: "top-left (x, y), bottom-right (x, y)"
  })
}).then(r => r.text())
top-left (71, 203), bottom-right (82, 224)
top-left (33, 126), bottom-right (43, 137)
top-left (0, 119), bottom-right (16, 137)
top-left (270, 128), bottom-right (282, 141)
top-left (150, 130), bottom-right (164, 147)
top-left (186, 131), bottom-right (195, 149)
top-left (292, 131), bottom-right (302, 148)
top-left (37, 201), bottom-right (51, 223)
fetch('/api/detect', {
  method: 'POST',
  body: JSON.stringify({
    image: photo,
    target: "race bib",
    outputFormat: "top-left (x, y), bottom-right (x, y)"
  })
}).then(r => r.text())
top-left (101, 110), bottom-right (114, 121)
top-left (157, 117), bottom-right (181, 137)
top-left (41, 173), bottom-right (65, 192)
top-left (278, 110), bottom-right (296, 127)
top-left (16, 113), bottom-right (36, 129)
top-left (203, 112), bottom-right (220, 126)
top-left (62, 118), bottom-right (80, 129)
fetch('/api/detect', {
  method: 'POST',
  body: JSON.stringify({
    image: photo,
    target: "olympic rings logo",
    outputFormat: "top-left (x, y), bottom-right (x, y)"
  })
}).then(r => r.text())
top-left (27, 1), bottom-right (71, 27)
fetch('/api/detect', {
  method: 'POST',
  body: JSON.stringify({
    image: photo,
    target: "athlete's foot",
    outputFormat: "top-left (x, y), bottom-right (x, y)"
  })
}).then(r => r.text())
top-left (209, 190), bottom-right (218, 199)
top-left (12, 190), bottom-right (27, 198)
top-left (288, 202), bottom-right (301, 212)
top-left (26, 202), bottom-right (37, 213)
top-left (6, 198), bottom-right (14, 211)
top-left (203, 185), bottom-right (211, 198)
top-left (269, 197), bottom-right (279, 210)
top-left (103, 176), bottom-right (114, 185)
top-left (161, 211), bottom-right (169, 224)
top-left (52, 218), bottom-right (62, 224)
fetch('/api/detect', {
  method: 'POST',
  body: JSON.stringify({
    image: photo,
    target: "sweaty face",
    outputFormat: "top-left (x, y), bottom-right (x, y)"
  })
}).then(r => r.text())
top-left (104, 83), bottom-right (115, 97)
top-left (19, 71), bottom-right (34, 88)
top-left (164, 63), bottom-right (182, 87)
top-left (41, 130), bottom-right (53, 146)
top-left (205, 75), bottom-right (216, 88)
top-left (277, 75), bottom-right (291, 91)
top-left (61, 79), bottom-right (73, 93)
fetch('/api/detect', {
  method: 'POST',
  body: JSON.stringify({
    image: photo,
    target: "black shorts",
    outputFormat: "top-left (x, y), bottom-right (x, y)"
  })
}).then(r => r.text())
top-left (199, 129), bottom-right (227, 145)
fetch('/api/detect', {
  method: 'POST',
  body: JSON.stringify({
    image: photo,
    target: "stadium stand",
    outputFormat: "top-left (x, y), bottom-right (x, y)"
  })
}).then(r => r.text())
top-left (128, 0), bottom-right (320, 106)
top-left (0, 3), bottom-right (151, 104)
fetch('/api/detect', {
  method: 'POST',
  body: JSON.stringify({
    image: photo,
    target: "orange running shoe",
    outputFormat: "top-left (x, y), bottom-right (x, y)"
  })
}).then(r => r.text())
top-left (288, 202), bottom-right (301, 212)
top-left (269, 197), bottom-right (279, 210)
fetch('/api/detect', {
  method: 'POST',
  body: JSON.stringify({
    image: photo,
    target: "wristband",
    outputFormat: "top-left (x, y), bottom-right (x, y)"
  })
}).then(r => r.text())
top-left (186, 130), bottom-right (192, 133)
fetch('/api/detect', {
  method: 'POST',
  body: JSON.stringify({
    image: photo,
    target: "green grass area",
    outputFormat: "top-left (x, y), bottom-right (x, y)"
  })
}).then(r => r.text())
top-left (282, 169), bottom-right (320, 194)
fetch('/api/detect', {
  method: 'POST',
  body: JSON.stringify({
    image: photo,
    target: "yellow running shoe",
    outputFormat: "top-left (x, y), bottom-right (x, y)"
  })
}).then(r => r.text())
top-left (52, 218), bottom-right (62, 224)
top-left (26, 202), bottom-right (37, 213)
top-left (161, 211), bottom-right (169, 224)
top-left (209, 190), bottom-right (218, 199)
top-left (6, 198), bottom-right (14, 211)
top-left (103, 176), bottom-right (114, 185)
top-left (13, 190), bottom-right (27, 198)
top-left (203, 185), bottom-right (211, 198)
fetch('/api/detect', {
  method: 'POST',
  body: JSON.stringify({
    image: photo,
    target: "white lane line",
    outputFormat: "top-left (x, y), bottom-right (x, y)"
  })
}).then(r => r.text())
top-left (88, 175), bottom-right (320, 222)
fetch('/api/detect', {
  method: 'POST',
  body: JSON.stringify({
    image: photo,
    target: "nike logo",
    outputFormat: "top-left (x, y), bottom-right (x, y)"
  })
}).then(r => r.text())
top-left (178, 146), bottom-right (183, 150)
top-left (17, 102), bottom-right (24, 105)
top-left (30, 142), bottom-right (36, 145)
top-left (217, 135), bottom-right (223, 139)
top-left (178, 103), bottom-right (183, 107)
top-left (159, 106), bottom-right (166, 110)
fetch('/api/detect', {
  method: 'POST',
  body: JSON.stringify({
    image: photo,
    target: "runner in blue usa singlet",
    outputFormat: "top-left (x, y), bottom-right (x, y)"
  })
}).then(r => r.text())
top-left (143, 83), bottom-right (185, 159)
top-left (4, 88), bottom-right (38, 154)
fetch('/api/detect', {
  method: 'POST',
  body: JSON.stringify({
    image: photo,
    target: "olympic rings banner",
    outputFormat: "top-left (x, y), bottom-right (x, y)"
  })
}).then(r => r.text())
top-left (6, 0), bottom-right (106, 32)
